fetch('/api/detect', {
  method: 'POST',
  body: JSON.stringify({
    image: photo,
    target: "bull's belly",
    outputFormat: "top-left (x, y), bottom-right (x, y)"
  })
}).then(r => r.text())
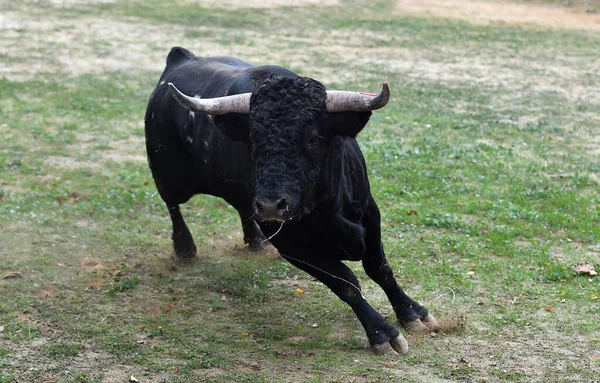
top-left (261, 219), bottom-right (366, 261)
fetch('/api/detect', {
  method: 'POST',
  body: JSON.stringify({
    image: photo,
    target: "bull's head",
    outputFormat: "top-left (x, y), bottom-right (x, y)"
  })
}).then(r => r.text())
top-left (168, 76), bottom-right (389, 223)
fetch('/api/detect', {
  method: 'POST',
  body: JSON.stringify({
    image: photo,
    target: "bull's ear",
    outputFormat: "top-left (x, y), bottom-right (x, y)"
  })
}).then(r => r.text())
top-left (213, 113), bottom-right (251, 143)
top-left (327, 111), bottom-right (372, 138)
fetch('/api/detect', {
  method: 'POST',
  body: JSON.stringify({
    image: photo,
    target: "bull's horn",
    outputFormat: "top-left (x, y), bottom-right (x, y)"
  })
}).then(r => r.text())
top-left (168, 83), bottom-right (251, 115)
top-left (325, 82), bottom-right (390, 113)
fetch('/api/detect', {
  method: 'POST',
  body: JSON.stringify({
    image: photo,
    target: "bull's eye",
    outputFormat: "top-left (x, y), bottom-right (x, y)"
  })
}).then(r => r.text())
top-left (308, 135), bottom-right (319, 146)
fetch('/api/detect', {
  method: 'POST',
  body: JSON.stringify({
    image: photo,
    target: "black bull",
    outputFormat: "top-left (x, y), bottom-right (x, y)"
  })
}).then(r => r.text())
top-left (144, 47), bottom-right (438, 355)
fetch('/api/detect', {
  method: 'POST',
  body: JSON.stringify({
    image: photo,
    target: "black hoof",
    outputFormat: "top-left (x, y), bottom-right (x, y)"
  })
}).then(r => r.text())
top-left (173, 240), bottom-right (197, 260)
top-left (244, 230), bottom-right (267, 252)
top-left (397, 302), bottom-right (438, 333)
top-left (247, 237), bottom-right (266, 252)
top-left (402, 314), bottom-right (439, 333)
top-left (367, 321), bottom-right (407, 355)
top-left (371, 334), bottom-right (409, 356)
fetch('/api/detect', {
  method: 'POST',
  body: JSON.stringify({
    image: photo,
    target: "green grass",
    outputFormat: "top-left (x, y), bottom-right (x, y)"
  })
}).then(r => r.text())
top-left (1, 0), bottom-right (599, 382)
top-left (106, 274), bottom-right (141, 296)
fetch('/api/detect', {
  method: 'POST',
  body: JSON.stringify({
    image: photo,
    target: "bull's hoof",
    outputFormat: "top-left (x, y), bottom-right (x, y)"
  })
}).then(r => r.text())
top-left (371, 334), bottom-right (409, 356)
top-left (402, 314), bottom-right (439, 333)
top-left (247, 237), bottom-right (266, 252)
top-left (173, 241), bottom-right (197, 261)
top-left (367, 321), bottom-right (407, 356)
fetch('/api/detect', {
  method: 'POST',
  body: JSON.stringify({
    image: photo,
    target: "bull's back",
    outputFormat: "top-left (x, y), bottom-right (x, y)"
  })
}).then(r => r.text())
top-left (144, 48), bottom-right (258, 206)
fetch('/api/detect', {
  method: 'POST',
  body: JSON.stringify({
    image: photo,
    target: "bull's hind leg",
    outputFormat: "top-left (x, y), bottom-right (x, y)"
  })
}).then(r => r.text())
top-left (148, 168), bottom-right (197, 259)
top-left (167, 202), bottom-right (197, 259)
top-left (362, 198), bottom-right (438, 332)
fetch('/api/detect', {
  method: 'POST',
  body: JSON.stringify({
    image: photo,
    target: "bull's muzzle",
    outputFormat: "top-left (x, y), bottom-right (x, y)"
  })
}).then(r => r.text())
top-left (253, 195), bottom-right (294, 222)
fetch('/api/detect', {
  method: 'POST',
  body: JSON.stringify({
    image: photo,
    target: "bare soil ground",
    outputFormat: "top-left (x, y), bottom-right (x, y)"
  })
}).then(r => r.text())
top-left (395, 0), bottom-right (600, 30)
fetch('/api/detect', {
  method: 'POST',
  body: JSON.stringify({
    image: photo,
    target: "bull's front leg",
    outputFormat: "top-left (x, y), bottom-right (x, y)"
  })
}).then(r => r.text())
top-left (362, 246), bottom-right (439, 332)
top-left (362, 198), bottom-right (439, 332)
top-left (280, 254), bottom-right (408, 355)
top-left (238, 210), bottom-right (266, 252)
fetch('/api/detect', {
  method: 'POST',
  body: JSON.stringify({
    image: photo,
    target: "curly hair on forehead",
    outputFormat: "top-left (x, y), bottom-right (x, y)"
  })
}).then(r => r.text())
top-left (250, 75), bottom-right (327, 126)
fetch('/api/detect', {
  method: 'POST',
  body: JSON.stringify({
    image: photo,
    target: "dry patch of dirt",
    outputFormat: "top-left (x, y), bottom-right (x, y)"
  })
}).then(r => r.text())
top-left (395, 0), bottom-right (600, 31)
top-left (43, 130), bottom-right (146, 171)
top-left (450, 328), bottom-right (600, 381)
top-left (79, 256), bottom-right (107, 272)
top-left (202, 229), bottom-right (281, 260)
top-left (2, 3), bottom-right (599, 107)
top-left (549, 242), bottom-right (600, 265)
top-left (0, 10), bottom-right (335, 82)
top-left (181, 0), bottom-right (339, 8)
top-left (45, 155), bottom-right (103, 171)
top-left (49, 0), bottom-right (116, 4)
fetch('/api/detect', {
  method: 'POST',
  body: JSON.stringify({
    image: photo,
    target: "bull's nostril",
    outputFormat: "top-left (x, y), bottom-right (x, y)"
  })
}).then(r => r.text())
top-left (254, 200), bottom-right (265, 214)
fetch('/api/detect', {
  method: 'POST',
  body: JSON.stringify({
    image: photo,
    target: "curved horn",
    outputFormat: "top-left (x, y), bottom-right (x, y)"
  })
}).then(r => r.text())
top-left (168, 83), bottom-right (251, 115)
top-left (325, 82), bottom-right (390, 113)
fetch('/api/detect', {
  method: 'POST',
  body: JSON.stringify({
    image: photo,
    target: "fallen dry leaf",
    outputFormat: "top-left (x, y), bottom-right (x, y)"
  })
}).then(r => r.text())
top-left (241, 330), bottom-right (249, 336)
top-left (296, 288), bottom-right (305, 294)
top-left (2, 272), bottom-right (23, 279)
top-left (407, 209), bottom-right (418, 215)
top-left (574, 263), bottom-right (597, 276)
top-left (590, 294), bottom-right (598, 300)
top-left (545, 305), bottom-right (555, 312)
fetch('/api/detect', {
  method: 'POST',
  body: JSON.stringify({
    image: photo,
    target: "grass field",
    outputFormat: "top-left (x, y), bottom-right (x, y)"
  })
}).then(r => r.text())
top-left (1, 0), bottom-right (599, 382)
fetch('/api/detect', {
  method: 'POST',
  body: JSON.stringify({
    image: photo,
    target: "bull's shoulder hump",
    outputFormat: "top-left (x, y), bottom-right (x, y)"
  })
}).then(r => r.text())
top-left (165, 53), bottom-right (254, 78)
top-left (209, 56), bottom-right (254, 69)
top-left (234, 65), bottom-right (299, 90)
top-left (247, 65), bottom-right (298, 78)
